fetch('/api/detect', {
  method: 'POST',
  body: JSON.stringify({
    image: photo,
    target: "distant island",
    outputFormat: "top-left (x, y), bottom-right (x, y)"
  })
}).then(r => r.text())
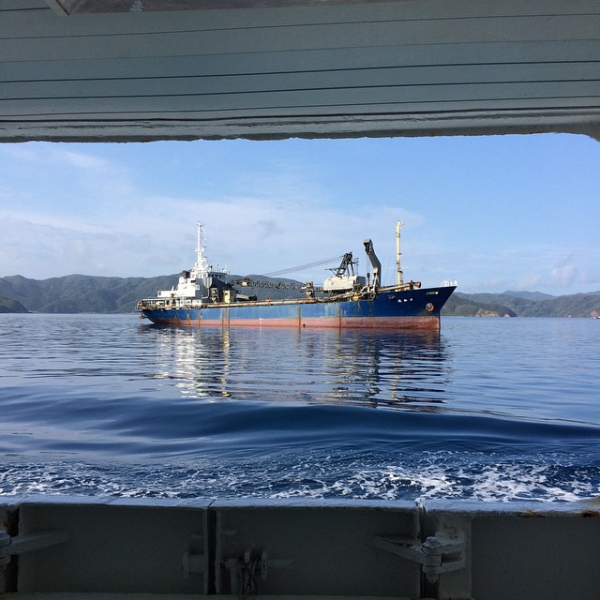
top-left (0, 295), bottom-right (29, 314)
top-left (0, 273), bottom-right (599, 318)
top-left (443, 291), bottom-right (599, 319)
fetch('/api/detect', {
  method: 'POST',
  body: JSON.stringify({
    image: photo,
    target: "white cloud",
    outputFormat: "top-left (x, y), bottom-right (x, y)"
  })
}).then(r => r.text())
top-left (49, 147), bottom-right (109, 170)
top-left (550, 264), bottom-right (578, 288)
top-left (515, 273), bottom-right (543, 291)
top-left (0, 144), bottom-right (107, 170)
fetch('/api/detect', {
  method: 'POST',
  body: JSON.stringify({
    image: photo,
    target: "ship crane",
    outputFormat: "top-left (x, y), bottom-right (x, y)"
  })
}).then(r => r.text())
top-left (328, 253), bottom-right (355, 277)
top-left (322, 252), bottom-right (366, 294)
top-left (363, 239), bottom-right (381, 289)
top-left (232, 253), bottom-right (350, 295)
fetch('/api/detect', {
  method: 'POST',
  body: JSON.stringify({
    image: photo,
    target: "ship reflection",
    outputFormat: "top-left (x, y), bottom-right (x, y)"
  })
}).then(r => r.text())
top-left (142, 325), bottom-right (451, 411)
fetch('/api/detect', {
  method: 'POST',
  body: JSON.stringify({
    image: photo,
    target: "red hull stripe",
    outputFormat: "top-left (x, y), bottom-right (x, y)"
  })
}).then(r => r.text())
top-left (147, 315), bottom-right (440, 330)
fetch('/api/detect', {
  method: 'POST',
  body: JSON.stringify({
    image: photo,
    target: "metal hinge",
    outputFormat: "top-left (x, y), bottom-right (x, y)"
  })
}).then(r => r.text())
top-left (223, 547), bottom-right (293, 599)
top-left (373, 530), bottom-right (465, 583)
top-left (181, 534), bottom-right (205, 577)
top-left (0, 527), bottom-right (70, 569)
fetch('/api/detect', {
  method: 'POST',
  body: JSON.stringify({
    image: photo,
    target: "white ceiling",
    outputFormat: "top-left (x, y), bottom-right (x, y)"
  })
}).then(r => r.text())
top-left (1, 0), bottom-right (599, 142)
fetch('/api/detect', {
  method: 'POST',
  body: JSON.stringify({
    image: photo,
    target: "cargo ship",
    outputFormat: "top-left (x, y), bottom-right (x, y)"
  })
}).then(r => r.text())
top-left (136, 222), bottom-right (456, 329)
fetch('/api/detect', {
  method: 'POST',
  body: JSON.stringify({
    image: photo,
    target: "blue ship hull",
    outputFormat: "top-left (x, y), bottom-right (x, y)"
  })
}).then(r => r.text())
top-left (138, 285), bottom-right (456, 330)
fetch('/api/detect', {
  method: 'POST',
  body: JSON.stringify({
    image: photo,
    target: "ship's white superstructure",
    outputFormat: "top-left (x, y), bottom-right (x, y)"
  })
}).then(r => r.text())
top-left (157, 223), bottom-right (227, 301)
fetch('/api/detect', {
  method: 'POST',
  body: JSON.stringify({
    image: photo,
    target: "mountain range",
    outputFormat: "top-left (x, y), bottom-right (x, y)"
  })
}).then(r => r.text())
top-left (1, 273), bottom-right (599, 318)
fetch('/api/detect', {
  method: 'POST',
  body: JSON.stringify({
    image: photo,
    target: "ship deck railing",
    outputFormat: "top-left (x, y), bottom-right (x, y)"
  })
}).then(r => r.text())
top-left (136, 281), bottom-right (432, 312)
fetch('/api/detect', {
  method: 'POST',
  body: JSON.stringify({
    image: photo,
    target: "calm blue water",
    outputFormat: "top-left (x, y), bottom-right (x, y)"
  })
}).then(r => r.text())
top-left (1, 314), bottom-right (599, 502)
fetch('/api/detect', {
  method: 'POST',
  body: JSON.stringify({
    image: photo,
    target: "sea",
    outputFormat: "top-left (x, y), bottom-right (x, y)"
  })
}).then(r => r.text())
top-left (1, 313), bottom-right (599, 503)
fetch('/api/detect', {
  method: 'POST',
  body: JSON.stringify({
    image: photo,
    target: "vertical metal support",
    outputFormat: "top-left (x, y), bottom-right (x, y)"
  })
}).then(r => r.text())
top-left (396, 219), bottom-right (404, 285)
top-left (0, 528), bottom-right (10, 593)
top-left (0, 529), bottom-right (11, 570)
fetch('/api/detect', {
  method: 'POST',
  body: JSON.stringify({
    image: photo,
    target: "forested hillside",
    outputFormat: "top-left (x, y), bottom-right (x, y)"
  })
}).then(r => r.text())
top-left (0, 295), bottom-right (28, 313)
top-left (443, 291), bottom-right (600, 318)
top-left (0, 274), bottom-right (177, 314)
top-left (0, 273), bottom-right (301, 314)
top-left (0, 274), bottom-right (599, 318)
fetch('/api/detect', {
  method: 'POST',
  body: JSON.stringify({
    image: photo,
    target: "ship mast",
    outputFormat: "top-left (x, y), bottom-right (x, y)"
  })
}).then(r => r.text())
top-left (194, 221), bottom-right (209, 272)
top-left (396, 220), bottom-right (404, 285)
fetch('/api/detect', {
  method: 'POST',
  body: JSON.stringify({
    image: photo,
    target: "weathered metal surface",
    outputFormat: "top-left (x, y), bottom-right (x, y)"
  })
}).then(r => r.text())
top-left (2, 496), bottom-right (600, 600)
top-left (1, 0), bottom-right (599, 141)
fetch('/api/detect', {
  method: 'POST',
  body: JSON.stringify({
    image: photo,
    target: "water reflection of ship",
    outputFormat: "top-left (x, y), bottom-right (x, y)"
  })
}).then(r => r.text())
top-left (146, 327), bottom-right (450, 411)
top-left (313, 329), bottom-right (448, 410)
top-left (151, 325), bottom-right (234, 400)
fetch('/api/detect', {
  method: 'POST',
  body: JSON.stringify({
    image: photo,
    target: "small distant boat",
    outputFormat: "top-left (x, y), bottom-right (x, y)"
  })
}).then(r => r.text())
top-left (136, 222), bottom-right (456, 330)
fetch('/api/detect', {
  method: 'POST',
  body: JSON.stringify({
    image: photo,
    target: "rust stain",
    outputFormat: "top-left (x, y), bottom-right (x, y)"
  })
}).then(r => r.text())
top-left (581, 510), bottom-right (600, 518)
top-left (518, 510), bottom-right (546, 518)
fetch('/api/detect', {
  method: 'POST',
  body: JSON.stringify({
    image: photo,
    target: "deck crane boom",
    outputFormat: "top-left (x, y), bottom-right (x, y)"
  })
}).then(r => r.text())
top-left (363, 239), bottom-right (381, 289)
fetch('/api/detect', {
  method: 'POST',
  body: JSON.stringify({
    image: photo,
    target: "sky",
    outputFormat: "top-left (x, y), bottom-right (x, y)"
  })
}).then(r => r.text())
top-left (0, 133), bottom-right (598, 295)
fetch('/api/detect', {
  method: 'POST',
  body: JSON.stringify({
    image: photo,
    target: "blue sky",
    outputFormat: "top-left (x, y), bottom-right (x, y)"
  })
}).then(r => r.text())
top-left (0, 133), bottom-right (598, 295)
